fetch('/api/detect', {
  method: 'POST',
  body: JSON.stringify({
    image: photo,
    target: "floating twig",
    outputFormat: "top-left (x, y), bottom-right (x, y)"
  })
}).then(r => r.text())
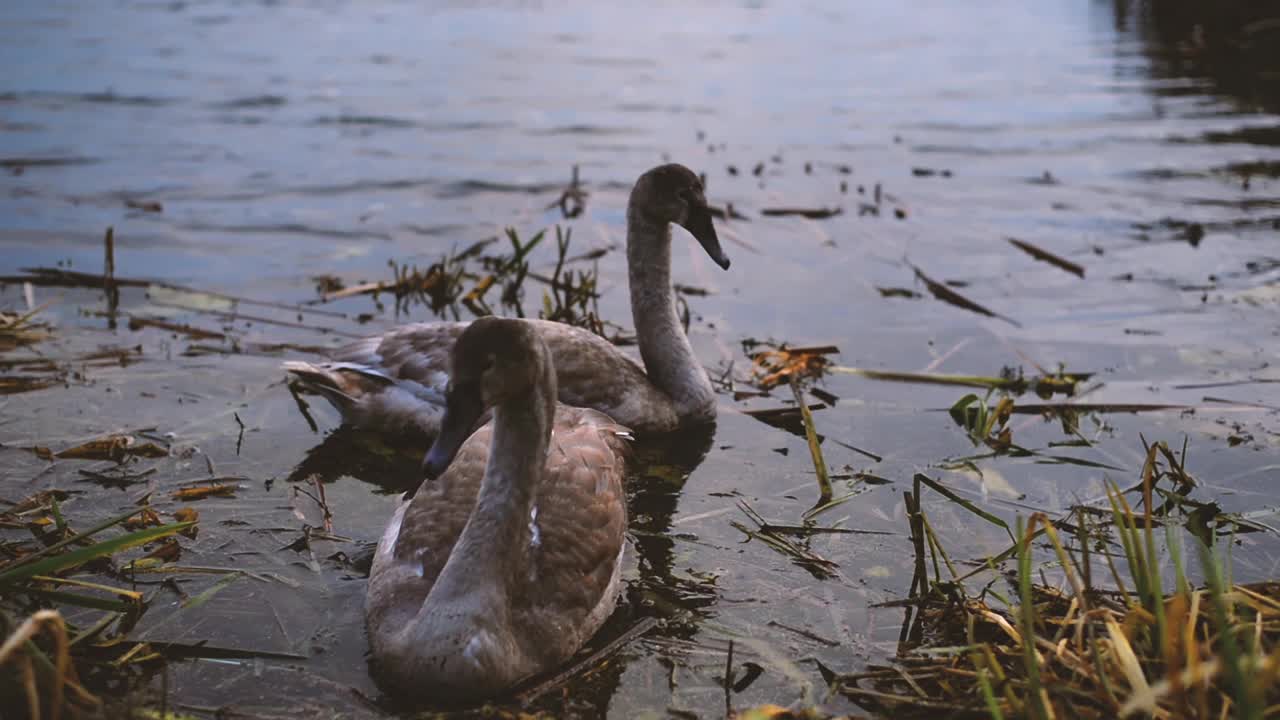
top-left (830, 366), bottom-right (1087, 397)
top-left (147, 300), bottom-right (364, 338)
top-left (760, 207), bottom-right (843, 219)
top-left (126, 316), bottom-right (225, 340)
top-left (767, 620), bottom-right (840, 647)
top-left (4, 267), bottom-right (349, 318)
top-left (1008, 238), bottom-right (1085, 278)
top-left (233, 412), bottom-right (246, 456)
top-left (514, 617), bottom-right (659, 704)
top-left (910, 263), bottom-right (1021, 327)
top-left (103, 227), bottom-right (119, 326)
top-left (791, 377), bottom-right (833, 511)
top-left (545, 164), bottom-right (588, 219)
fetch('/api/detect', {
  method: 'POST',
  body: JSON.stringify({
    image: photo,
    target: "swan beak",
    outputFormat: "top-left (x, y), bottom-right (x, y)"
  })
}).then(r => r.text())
top-left (422, 384), bottom-right (484, 480)
top-left (681, 203), bottom-right (731, 270)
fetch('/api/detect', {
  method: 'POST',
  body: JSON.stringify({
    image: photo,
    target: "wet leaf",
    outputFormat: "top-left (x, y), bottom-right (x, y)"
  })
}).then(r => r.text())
top-left (748, 342), bottom-right (839, 390)
top-left (949, 393), bottom-right (981, 426)
top-left (122, 507), bottom-right (162, 530)
top-left (173, 507), bottom-right (200, 539)
top-left (56, 435), bottom-right (168, 462)
top-left (170, 484), bottom-right (236, 501)
top-left (140, 537), bottom-right (181, 564)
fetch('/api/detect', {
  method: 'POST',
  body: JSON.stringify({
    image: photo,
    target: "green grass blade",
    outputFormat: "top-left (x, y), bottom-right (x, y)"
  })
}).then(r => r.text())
top-left (976, 668), bottom-right (1006, 720)
top-left (915, 473), bottom-right (1014, 542)
top-left (0, 521), bottom-right (195, 585)
top-left (180, 571), bottom-right (244, 610)
top-left (0, 506), bottom-right (147, 573)
top-left (1016, 516), bottom-right (1050, 720)
top-left (949, 393), bottom-right (979, 426)
top-left (791, 378), bottom-right (832, 511)
top-left (1197, 539), bottom-right (1261, 720)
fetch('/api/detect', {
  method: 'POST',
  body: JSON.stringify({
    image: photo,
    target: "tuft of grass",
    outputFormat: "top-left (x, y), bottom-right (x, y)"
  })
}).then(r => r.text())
top-left (0, 302), bottom-right (54, 354)
top-left (823, 438), bottom-right (1280, 719)
top-left (315, 224), bottom-right (620, 341)
top-left (0, 494), bottom-right (202, 718)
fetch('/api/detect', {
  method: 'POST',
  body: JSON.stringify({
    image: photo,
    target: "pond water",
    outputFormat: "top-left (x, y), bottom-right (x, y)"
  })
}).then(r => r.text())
top-left (2, 0), bottom-right (1278, 716)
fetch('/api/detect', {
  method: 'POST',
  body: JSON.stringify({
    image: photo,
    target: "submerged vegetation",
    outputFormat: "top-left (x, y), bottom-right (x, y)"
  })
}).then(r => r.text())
top-left (305, 224), bottom-right (613, 340)
top-left (864, 451), bottom-right (1280, 720)
top-left (7, 427), bottom-right (1280, 718)
top-left (0, 304), bottom-right (52, 354)
top-left (0, 494), bottom-right (198, 718)
top-left (732, 443), bottom-right (1280, 719)
top-left (724, 328), bottom-right (1280, 717)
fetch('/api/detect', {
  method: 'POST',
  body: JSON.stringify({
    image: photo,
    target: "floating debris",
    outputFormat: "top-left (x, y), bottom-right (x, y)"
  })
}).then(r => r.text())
top-left (0, 497), bottom-right (209, 717)
top-left (127, 315), bottom-right (226, 340)
top-left (1010, 401), bottom-right (1188, 415)
top-left (949, 392), bottom-right (1014, 450)
top-left (830, 365), bottom-right (1089, 398)
top-left (123, 198), bottom-right (163, 213)
top-left (910, 263), bottom-right (1021, 327)
top-left (741, 402), bottom-right (828, 438)
top-left (312, 274), bottom-right (345, 295)
top-left (760, 207), bottom-right (843, 219)
top-left (545, 164), bottom-right (588, 219)
top-left (0, 302), bottom-right (52, 353)
top-left (747, 341), bottom-right (839, 390)
top-left (514, 617), bottom-right (660, 704)
top-left (170, 483), bottom-right (237, 501)
top-left (731, 501), bottom-right (838, 579)
top-left (1007, 237), bottom-right (1086, 278)
top-left (791, 377), bottom-right (833, 510)
top-left (53, 434), bottom-right (169, 462)
top-left (820, 452), bottom-right (1280, 720)
top-left (0, 374), bottom-right (62, 395)
top-left (876, 286), bottom-right (923, 299)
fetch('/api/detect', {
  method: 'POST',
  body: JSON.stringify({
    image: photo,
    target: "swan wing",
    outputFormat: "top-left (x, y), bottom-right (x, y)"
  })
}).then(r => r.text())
top-left (365, 423), bottom-right (491, 637)
top-left (287, 319), bottom-right (678, 436)
top-left (516, 407), bottom-right (630, 661)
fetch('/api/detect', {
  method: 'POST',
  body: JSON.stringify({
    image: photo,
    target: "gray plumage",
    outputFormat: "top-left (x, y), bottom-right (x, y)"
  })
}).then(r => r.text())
top-left (283, 163), bottom-right (730, 438)
top-left (365, 318), bottom-right (630, 700)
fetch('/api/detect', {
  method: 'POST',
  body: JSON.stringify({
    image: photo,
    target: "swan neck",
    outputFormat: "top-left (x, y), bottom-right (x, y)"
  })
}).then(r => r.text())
top-left (626, 205), bottom-right (715, 421)
top-left (427, 368), bottom-right (555, 605)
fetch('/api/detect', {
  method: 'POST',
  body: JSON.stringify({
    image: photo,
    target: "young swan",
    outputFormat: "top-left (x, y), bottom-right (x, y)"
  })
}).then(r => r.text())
top-left (284, 163), bottom-right (730, 439)
top-left (365, 317), bottom-right (630, 701)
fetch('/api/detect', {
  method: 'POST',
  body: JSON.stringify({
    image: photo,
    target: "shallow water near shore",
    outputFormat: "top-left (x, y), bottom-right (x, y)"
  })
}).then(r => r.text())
top-left (2, 0), bottom-right (1279, 716)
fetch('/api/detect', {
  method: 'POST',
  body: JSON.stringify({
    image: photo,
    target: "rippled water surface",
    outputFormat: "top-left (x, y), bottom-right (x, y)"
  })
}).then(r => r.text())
top-left (2, 1), bottom-right (1278, 716)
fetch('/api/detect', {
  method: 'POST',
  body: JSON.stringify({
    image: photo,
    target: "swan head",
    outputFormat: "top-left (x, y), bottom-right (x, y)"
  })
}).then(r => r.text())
top-left (632, 163), bottom-right (731, 271)
top-left (422, 317), bottom-right (549, 479)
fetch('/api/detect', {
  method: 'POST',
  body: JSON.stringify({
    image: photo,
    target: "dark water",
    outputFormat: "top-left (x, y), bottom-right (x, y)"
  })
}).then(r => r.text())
top-left (1, 1), bottom-right (1278, 716)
